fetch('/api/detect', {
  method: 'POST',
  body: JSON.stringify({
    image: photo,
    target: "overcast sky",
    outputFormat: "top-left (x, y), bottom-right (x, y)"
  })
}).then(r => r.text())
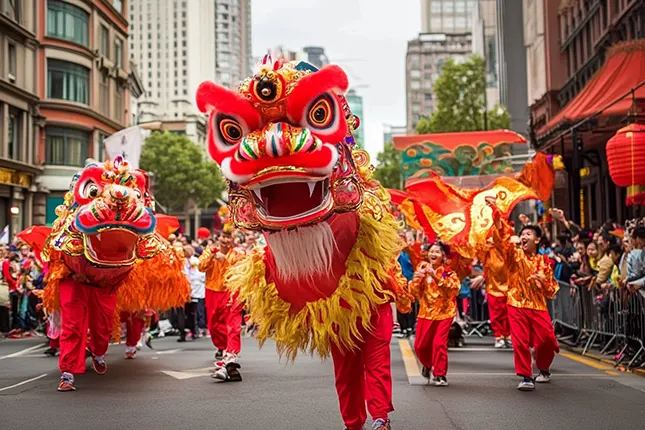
top-left (251, 0), bottom-right (421, 161)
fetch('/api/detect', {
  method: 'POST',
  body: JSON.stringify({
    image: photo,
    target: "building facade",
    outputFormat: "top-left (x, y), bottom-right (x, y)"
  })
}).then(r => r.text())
top-left (524, 0), bottom-right (567, 132)
top-left (405, 32), bottom-right (472, 133)
top-left (129, 0), bottom-right (214, 125)
top-left (345, 89), bottom-right (364, 147)
top-left (496, 0), bottom-right (529, 134)
top-left (38, 0), bottom-right (132, 226)
top-left (302, 46), bottom-right (329, 70)
top-left (215, 0), bottom-right (252, 89)
top-left (421, 0), bottom-right (477, 34)
top-left (0, 0), bottom-right (47, 234)
top-left (471, 0), bottom-right (499, 109)
top-left (383, 124), bottom-right (407, 144)
top-left (532, 0), bottom-right (645, 226)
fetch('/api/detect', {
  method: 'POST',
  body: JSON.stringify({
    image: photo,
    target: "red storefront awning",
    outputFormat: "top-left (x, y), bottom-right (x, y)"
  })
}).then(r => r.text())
top-left (393, 129), bottom-right (526, 150)
top-left (538, 40), bottom-right (645, 137)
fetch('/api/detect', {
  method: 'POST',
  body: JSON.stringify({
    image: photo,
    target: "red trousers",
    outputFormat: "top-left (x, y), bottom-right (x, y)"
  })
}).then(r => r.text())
top-left (205, 289), bottom-right (242, 354)
top-left (58, 278), bottom-right (118, 374)
top-left (508, 305), bottom-right (559, 377)
top-left (50, 338), bottom-right (60, 349)
top-left (414, 317), bottom-right (452, 377)
top-left (120, 311), bottom-right (145, 347)
top-left (488, 294), bottom-right (510, 338)
top-left (330, 303), bottom-right (394, 430)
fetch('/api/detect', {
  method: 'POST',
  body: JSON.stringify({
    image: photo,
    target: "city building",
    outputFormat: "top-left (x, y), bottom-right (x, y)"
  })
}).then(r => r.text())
top-left (215, 0), bottom-right (253, 89)
top-left (524, 0), bottom-right (567, 132)
top-left (345, 89), bottom-right (364, 147)
top-left (532, 0), bottom-right (645, 225)
top-left (421, 0), bottom-right (477, 34)
top-left (302, 46), bottom-right (329, 69)
top-left (383, 124), bottom-right (407, 144)
top-left (405, 32), bottom-right (472, 133)
top-left (38, 0), bottom-right (132, 226)
top-left (271, 45), bottom-right (306, 63)
top-left (129, 0), bottom-right (214, 143)
top-left (129, 0), bottom-right (251, 150)
top-left (496, 0), bottom-right (529, 134)
top-left (0, 0), bottom-right (47, 234)
top-left (471, 0), bottom-right (499, 109)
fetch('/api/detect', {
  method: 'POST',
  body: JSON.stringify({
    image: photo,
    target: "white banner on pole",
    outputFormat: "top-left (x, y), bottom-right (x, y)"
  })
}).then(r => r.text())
top-left (103, 126), bottom-right (151, 169)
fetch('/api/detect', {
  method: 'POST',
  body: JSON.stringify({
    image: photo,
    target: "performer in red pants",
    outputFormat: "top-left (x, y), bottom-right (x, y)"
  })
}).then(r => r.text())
top-left (407, 243), bottom-right (460, 386)
top-left (331, 303), bottom-right (394, 430)
top-left (487, 202), bottom-right (559, 391)
top-left (58, 277), bottom-right (118, 390)
top-left (198, 221), bottom-right (245, 381)
top-left (120, 311), bottom-right (145, 359)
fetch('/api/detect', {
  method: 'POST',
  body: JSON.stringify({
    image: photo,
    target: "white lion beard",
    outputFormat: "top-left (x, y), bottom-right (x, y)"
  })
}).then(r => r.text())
top-left (265, 222), bottom-right (338, 285)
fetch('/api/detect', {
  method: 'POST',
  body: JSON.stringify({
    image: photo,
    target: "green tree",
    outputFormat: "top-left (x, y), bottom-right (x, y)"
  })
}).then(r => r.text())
top-left (416, 55), bottom-right (511, 134)
top-left (373, 142), bottom-right (402, 189)
top-left (140, 131), bottom-right (225, 213)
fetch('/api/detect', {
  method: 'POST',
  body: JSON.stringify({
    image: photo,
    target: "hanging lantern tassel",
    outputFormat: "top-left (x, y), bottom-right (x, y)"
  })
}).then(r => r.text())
top-left (606, 124), bottom-right (645, 206)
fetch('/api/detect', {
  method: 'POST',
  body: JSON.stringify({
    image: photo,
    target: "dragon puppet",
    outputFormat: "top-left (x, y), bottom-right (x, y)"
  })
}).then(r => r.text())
top-left (196, 57), bottom-right (410, 430)
top-left (36, 156), bottom-right (189, 392)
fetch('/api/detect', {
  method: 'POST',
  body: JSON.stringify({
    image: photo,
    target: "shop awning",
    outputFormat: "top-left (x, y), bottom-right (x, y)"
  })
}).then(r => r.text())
top-left (538, 40), bottom-right (645, 137)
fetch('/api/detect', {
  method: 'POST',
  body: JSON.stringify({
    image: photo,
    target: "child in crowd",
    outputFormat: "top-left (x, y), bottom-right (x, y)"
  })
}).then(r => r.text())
top-left (408, 242), bottom-right (460, 386)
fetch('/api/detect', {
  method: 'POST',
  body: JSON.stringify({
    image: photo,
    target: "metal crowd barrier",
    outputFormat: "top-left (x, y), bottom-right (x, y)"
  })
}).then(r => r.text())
top-left (552, 280), bottom-right (645, 370)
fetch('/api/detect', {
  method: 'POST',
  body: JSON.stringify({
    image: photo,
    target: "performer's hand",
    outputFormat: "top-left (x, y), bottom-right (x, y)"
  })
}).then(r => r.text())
top-left (215, 251), bottom-right (226, 260)
top-left (531, 273), bottom-right (546, 289)
top-left (470, 275), bottom-right (485, 290)
top-left (551, 208), bottom-right (565, 222)
top-left (413, 270), bottom-right (425, 281)
top-left (518, 214), bottom-right (531, 225)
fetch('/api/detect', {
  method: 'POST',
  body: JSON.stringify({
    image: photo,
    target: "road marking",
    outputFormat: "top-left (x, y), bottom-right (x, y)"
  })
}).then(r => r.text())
top-left (449, 347), bottom-right (513, 352)
top-left (0, 344), bottom-right (47, 360)
top-left (161, 367), bottom-right (212, 380)
top-left (0, 374), bottom-right (48, 392)
top-left (398, 339), bottom-right (421, 380)
top-left (156, 349), bottom-right (182, 355)
top-left (605, 370), bottom-right (620, 376)
top-left (559, 351), bottom-right (613, 370)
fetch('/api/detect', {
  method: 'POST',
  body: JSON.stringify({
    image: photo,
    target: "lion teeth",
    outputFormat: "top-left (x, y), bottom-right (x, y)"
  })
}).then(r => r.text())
top-left (307, 182), bottom-right (316, 197)
top-left (253, 188), bottom-right (262, 201)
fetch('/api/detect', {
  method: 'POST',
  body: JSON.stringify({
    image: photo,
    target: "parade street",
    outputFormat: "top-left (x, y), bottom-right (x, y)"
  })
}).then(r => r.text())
top-left (1, 335), bottom-right (644, 430)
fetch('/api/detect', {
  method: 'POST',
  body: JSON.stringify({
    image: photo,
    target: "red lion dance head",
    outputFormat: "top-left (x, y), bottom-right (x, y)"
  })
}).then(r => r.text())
top-left (196, 57), bottom-right (369, 231)
top-left (46, 156), bottom-right (161, 281)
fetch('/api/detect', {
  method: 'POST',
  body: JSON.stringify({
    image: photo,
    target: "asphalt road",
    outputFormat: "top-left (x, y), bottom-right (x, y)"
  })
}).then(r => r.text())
top-left (2, 333), bottom-right (645, 429)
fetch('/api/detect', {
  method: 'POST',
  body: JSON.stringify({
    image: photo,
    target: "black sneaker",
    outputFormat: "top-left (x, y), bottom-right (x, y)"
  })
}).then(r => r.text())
top-left (421, 366), bottom-right (431, 378)
top-left (535, 370), bottom-right (551, 383)
top-left (434, 376), bottom-right (448, 387)
top-left (517, 376), bottom-right (535, 391)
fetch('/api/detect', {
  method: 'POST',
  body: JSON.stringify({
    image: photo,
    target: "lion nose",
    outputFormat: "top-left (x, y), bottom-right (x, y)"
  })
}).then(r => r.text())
top-left (237, 122), bottom-right (322, 161)
top-left (109, 185), bottom-right (130, 205)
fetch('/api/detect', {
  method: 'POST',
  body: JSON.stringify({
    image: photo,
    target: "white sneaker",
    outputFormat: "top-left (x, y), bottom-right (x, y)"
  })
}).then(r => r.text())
top-left (494, 338), bottom-right (505, 348)
top-left (535, 371), bottom-right (551, 383)
top-left (431, 376), bottom-right (449, 386)
top-left (505, 338), bottom-right (513, 348)
top-left (517, 377), bottom-right (535, 391)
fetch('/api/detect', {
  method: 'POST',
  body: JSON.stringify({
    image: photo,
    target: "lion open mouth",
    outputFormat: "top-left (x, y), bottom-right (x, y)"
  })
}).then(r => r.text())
top-left (249, 178), bottom-right (331, 221)
top-left (84, 228), bottom-right (139, 266)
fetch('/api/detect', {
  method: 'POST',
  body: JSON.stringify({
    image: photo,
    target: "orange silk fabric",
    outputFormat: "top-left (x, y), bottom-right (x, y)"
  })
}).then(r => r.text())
top-left (199, 247), bottom-right (244, 292)
top-left (487, 221), bottom-right (559, 311)
top-left (408, 265), bottom-right (460, 320)
top-left (400, 153), bottom-right (556, 259)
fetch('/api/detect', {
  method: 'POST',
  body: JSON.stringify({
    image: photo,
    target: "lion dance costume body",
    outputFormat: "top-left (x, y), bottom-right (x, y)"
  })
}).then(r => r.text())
top-left (41, 156), bottom-right (189, 391)
top-left (197, 57), bottom-right (410, 430)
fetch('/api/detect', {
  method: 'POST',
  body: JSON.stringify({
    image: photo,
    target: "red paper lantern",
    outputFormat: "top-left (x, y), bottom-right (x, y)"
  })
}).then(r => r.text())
top-left (606, 124), bottom-right (645, 205)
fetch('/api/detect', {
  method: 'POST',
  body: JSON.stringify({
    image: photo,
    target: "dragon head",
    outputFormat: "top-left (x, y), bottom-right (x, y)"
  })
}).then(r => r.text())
top-left (197, 57), bottom-right (366, 231)
top-left (49, 157), bottom-right (159, 267)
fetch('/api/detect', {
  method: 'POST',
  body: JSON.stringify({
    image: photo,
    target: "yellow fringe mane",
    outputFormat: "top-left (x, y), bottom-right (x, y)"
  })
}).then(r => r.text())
top-left (226, 209), bottom-right (403, 361)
